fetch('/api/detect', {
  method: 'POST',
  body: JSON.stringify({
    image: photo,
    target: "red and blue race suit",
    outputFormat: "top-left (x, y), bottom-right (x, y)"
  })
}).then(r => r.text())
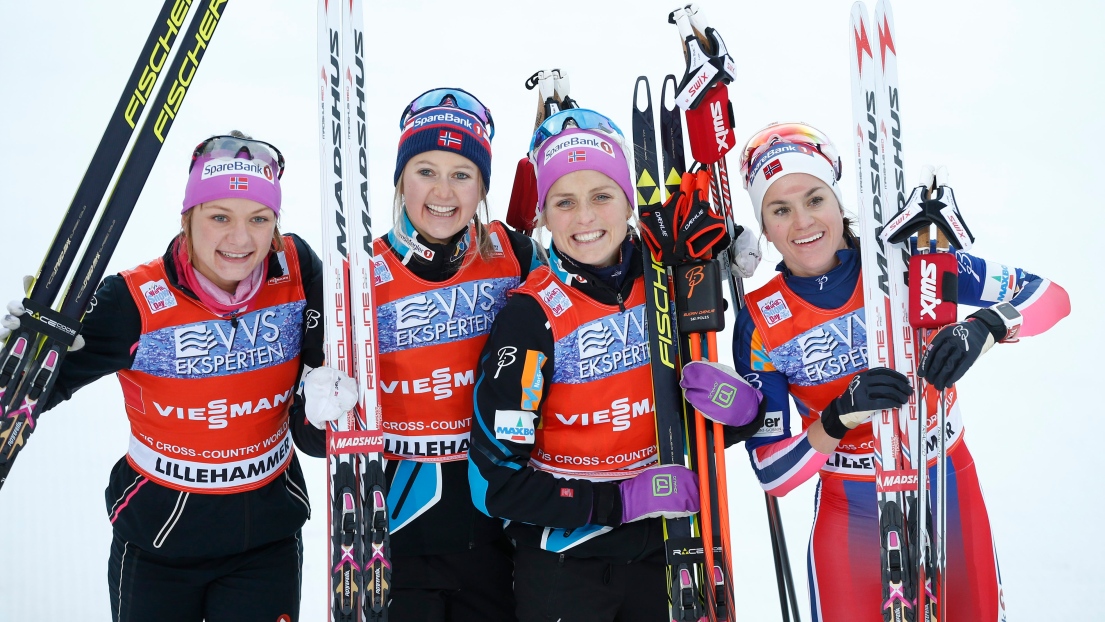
top-left (735, 247), bottom-right (1069, 622)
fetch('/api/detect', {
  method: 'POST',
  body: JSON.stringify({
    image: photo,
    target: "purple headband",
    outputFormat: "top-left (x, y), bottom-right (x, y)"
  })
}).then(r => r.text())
top-left (182, 154), bottom-right (282, 215)
top-left (533, 128), bottom-right (635, 213)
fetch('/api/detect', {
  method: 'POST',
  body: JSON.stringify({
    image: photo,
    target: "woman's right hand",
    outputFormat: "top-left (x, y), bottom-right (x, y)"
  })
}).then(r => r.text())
top-left (0, 299), bottom-right (25, 342)
top-left (301, 366), bottom-right (359, 429)
top-left (819, 368), bottom-right (912, 440)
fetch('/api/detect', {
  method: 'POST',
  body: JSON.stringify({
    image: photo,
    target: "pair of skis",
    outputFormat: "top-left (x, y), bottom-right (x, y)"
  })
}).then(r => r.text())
top-left (633, 5), bottom-right (802, 621)
top-left (0, 0), bottom-right (228, 490)
top-left (851, 2), bottom-right (970, 619)
top-left (315, 1), bottom-right (391, 620)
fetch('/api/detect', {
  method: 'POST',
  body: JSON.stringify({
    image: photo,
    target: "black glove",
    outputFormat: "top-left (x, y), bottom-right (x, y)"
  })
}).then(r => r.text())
top-left (918, 304), bottom-right (1017, 390)
top-left (639, 170), bottom-right (731, 265)
top-left (820, 368), bottom-right (912, 439)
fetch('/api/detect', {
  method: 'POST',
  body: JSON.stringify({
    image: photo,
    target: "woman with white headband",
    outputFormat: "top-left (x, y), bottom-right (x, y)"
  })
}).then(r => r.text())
top-left (729, 122), bottom-right (1070, 621)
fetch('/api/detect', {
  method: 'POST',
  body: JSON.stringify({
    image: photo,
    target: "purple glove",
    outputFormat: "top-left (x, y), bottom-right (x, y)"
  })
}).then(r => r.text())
top-left (680, 361), bottom-right (763, 427)
top-left (619, 464), bottom-right (700, 523)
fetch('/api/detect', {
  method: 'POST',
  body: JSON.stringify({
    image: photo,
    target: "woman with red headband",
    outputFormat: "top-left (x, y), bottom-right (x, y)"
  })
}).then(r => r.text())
top-left (0, 131), bottom-right (345, 621)
top-left (727, 122), bottom-right (1071, 621)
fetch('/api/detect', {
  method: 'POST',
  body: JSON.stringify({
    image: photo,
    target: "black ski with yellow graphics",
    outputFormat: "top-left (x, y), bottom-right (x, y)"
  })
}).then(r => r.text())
top-left (0, 0), bottom-right (229, 490)
top-left (632, 75), bottom-right (708, 622)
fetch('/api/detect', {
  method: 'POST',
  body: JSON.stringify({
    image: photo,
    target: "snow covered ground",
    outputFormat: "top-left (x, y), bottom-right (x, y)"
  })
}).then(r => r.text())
top-left (0, 0), bottom-right (1099, 619)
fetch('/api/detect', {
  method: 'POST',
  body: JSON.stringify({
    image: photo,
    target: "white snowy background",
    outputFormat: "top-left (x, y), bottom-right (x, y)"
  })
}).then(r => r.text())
top-left (0, 0), bottom-right (1099, 620)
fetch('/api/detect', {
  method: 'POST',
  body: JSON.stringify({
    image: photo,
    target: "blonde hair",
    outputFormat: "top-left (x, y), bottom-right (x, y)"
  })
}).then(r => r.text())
top-left (392, 177), bottom-right (496, 261)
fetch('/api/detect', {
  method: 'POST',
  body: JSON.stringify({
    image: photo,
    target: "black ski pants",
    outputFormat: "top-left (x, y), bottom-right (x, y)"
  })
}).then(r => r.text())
top-left (108, 530), bottom-right (302, 622)
top-left (513, 544), bottom-right (669, 622)
top-left (387, 535), bottom-right (517, 622)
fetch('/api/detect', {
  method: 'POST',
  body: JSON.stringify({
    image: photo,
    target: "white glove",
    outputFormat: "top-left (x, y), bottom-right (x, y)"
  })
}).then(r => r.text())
top-left (301, 366), bottom-right (359, 429)
top-left (0, 299), bottom-right (26, 343)
top-left (730, 226), bottom-right (762, 278)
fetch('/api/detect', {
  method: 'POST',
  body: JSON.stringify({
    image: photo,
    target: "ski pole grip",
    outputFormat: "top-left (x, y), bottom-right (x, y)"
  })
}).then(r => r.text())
top-left (908, 253), bottom-right (958, 328)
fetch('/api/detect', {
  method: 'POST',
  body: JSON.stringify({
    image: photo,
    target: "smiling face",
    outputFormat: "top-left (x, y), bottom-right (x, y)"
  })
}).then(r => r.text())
top-left (760, 173), bottom-right (848, 277)
top-left (185, 198), bottom-right (276, 293)
top-left (543, 169), bottom-right (631, 268)
top-left (400, 150), bottom-right (483, 244)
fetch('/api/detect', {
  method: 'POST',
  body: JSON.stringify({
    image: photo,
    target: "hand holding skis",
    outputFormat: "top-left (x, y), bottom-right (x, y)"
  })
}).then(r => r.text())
top-left (301, 365), bottom-right (358, 429)
top-left (0, 300), bottom-right (24, 343)
top-left (680, 361), bottom-right (763, 427)
top-left (918, 302), bottom-right (1022, 391)
top-left (728, 226), bottom-right (761, 278)
top-left (0, 297), bottom-right (85, 351)
top-left (617, 464), bottom-right (700, 523)
top-left (820, 368), bottom-right (912, 439)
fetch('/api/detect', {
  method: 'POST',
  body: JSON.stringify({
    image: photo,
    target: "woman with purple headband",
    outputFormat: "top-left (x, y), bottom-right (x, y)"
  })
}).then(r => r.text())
top-left (0, 131), bottom-right (351, 621)
top-left (467, 108), bottom-right (765, 621)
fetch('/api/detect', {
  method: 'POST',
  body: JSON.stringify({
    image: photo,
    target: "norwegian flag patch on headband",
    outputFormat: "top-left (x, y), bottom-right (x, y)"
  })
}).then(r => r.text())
top-left (229, 176), bottom-right (249, 190)
top-left (763, 159), bottom-right (783, 180)
top-left (568, 150), bottom-right (587, 163)
top-left (438, 130), bottom-right (462, 149)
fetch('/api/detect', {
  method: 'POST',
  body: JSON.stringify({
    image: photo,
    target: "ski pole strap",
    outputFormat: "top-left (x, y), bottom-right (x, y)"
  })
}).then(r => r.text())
top-left (677, 169), bottom-right (731, 261)
top-left (882, 184), bottom-right (974, 250)
top-left (20, 299), bottom-right (81, 347)
top-left (640, 171), bottom-right (731, 266)
top-left (668, 7), bottom-right (736, 111)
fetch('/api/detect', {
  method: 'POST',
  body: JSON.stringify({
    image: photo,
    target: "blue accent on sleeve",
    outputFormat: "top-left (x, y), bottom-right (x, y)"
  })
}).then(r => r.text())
top-left (733, 306), bottom-right (794, 453)
top-left (541, 524), bottom-right (613, 552)
top-left (472, 358), bottom-right (524, 465)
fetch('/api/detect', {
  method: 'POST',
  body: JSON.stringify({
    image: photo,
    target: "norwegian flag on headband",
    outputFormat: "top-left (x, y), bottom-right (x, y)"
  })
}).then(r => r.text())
top-left (438, 131), bottom-right (462, 149)
top-left (763, 159), bottom-right (783, 180)
top-left (229, 176), bottom-right (249, 190)
top-left (568, 150), bottom-right (587, 163)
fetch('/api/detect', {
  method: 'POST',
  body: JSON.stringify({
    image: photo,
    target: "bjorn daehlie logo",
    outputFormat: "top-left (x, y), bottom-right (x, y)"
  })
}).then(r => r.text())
top-left (684, 266), bottom-right (705, 299)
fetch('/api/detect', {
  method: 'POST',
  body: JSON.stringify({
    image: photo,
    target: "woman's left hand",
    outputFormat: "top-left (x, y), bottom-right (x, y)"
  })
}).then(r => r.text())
top-left (679, 361), bottom-right (763, 427)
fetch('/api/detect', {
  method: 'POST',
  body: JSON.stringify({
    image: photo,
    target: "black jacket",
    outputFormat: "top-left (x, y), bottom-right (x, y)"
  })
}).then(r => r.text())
top-left (46, 234), bottom-right (326, 558)
top-left (469, 236), bottom-right (762, 562)
top-left (375, 224), bottom-right (542, 557)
